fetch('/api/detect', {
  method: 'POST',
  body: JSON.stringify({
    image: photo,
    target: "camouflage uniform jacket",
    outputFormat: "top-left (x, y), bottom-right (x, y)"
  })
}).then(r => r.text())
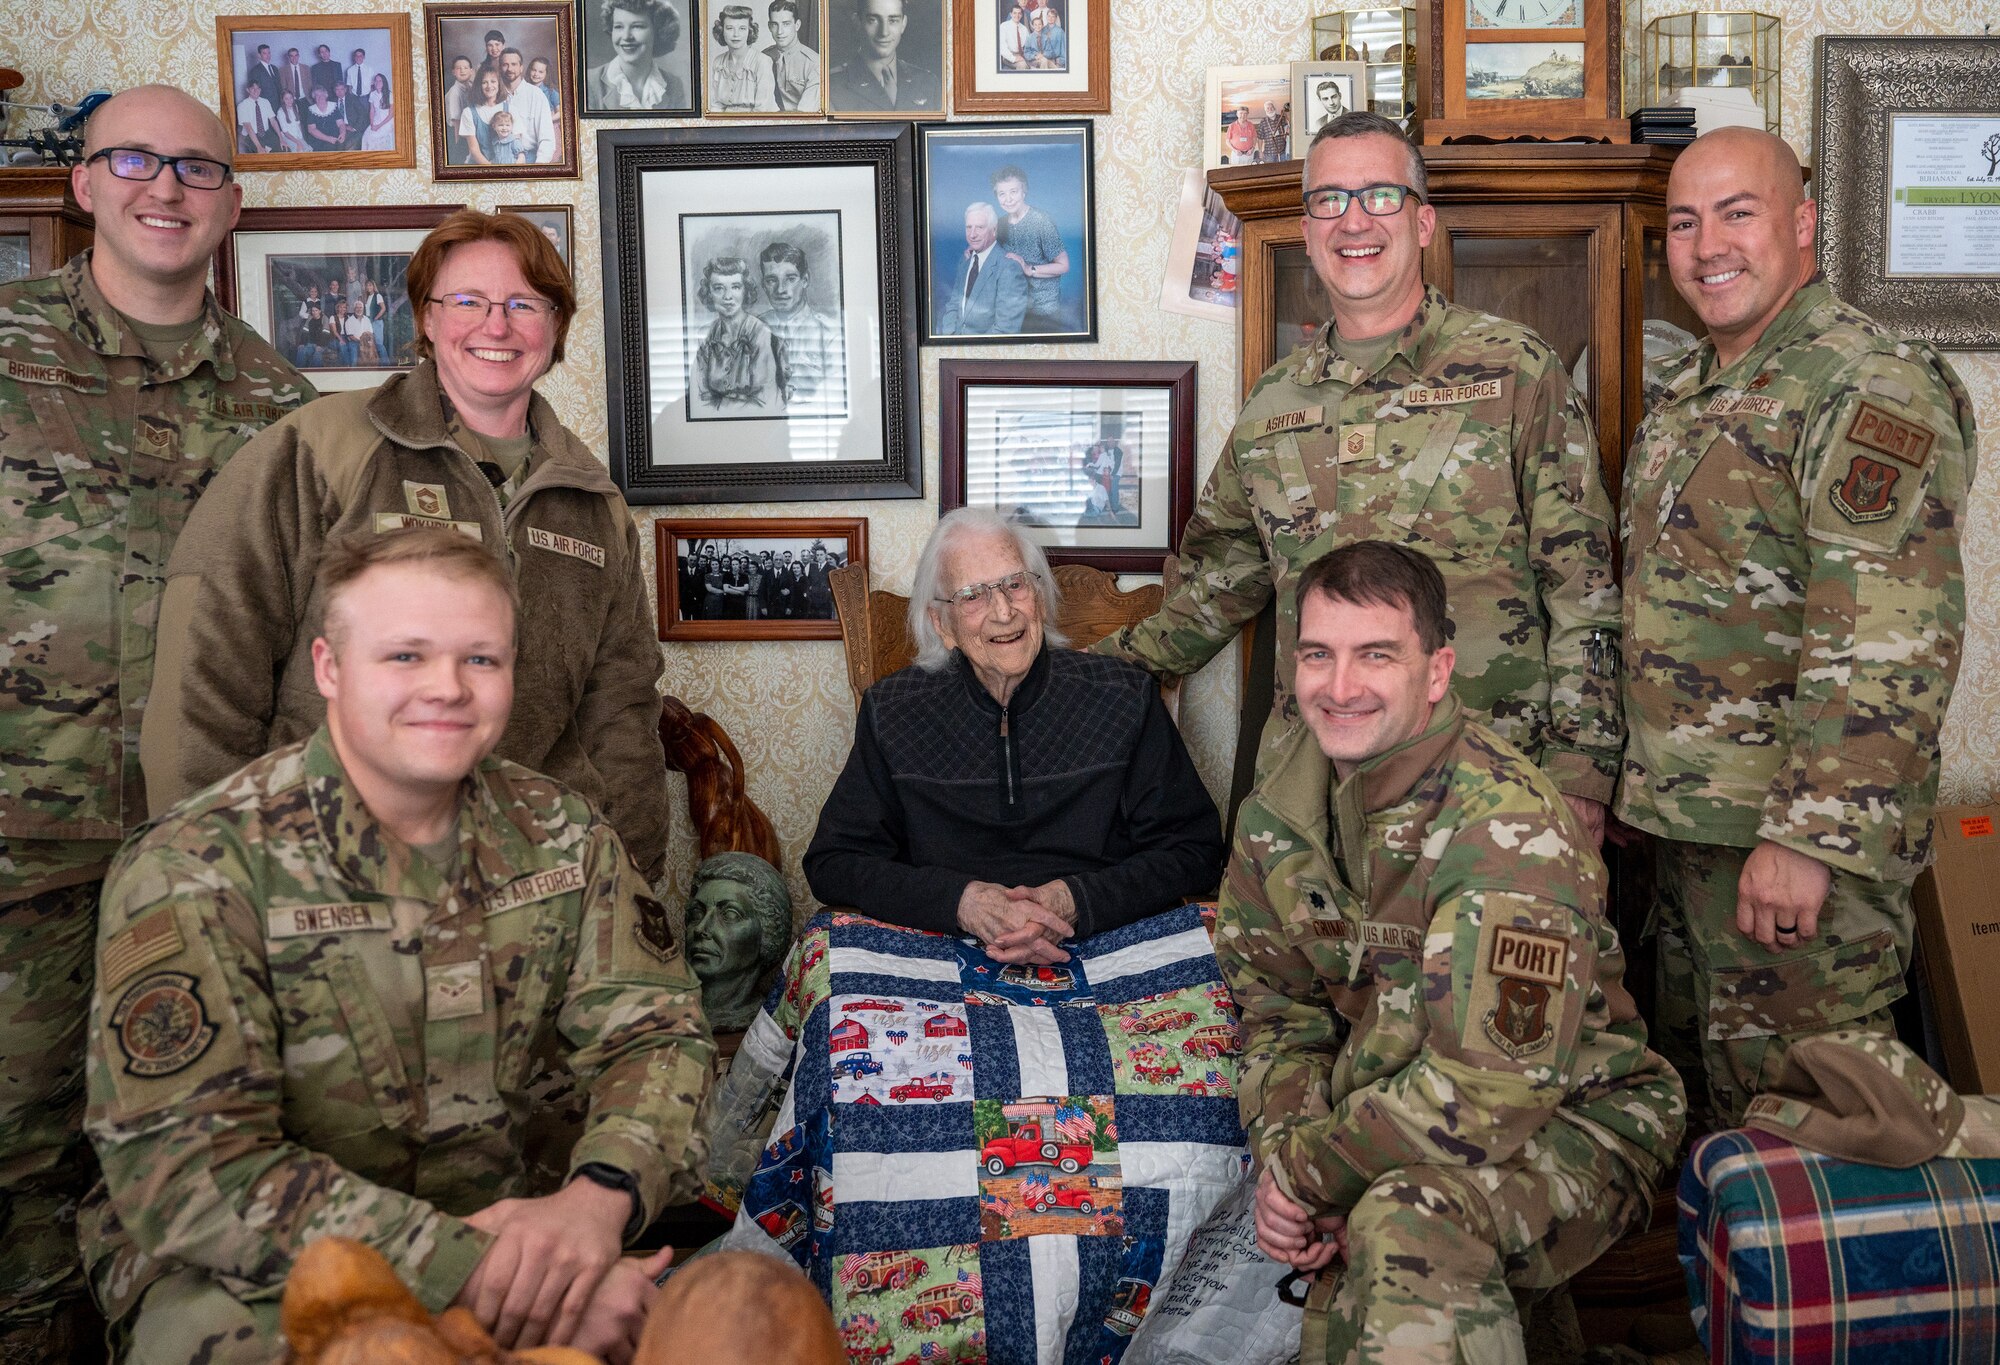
top-left (1217, 697), bottom-right (1683, 1215)
top-left (0, 253), bottom-right (312, 899)
top-left (82, 728), bottom-right (714, 1322)
top-left (142, 360), bottom-right (673, 882)
top-left (1616, 280), bottom-right (1979, 880)
top-left (1097, 288), bottom-right (1623, 800)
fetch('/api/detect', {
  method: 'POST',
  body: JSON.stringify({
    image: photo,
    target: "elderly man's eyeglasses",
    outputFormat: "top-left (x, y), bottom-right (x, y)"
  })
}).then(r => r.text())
top-left (1302, 183), bottom-right (1422, 219)
top-left (937, 570), bottom-right (1040, 614)
top-left (87, 147), bottom-right (233, 191)
top-left (427, 292), bottom-right (557, 320)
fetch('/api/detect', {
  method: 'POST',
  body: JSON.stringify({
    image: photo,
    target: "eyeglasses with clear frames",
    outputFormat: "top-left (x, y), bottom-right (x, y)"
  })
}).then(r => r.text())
top-left (86, 147), bottom-right (233, 191)
top-left (1301, 183), bottom-right (1422, 219)
top-left (426, 292), bottom-right (557, 321)
top-left (936, 570), bottom-right (1040, 614)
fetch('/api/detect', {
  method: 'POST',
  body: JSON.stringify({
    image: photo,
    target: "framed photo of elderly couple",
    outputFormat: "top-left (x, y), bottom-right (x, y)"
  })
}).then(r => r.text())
top-left (938, 360), bottom-right (1197, 571)
top-left (215, 204), bottom-right (462, 393)
top-left (213, 14), bottom-right (417, 171)
top-left (424, 2), bottom-right (581, 180)
top-left (598, 124), bottom-right (923, 505)
top-left (654, 517), bottom-right (868, 640)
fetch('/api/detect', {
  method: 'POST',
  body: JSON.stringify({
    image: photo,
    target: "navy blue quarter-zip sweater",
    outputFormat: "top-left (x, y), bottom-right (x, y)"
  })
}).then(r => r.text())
top-left (804, 647), bottom-right (1224, 937)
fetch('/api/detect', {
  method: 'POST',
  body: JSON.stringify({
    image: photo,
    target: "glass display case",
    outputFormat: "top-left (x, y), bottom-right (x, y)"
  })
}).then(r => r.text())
top-left (0, 168), bottom-right (94, 282)
top-left (1637, 10), bottom-right (1782, 134)
top-left (1311, 8), bottom-right (1417, 125)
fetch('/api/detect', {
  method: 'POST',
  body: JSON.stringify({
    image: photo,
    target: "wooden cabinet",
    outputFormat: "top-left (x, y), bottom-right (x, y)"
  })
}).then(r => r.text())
top-left (0, 167), bottom-right (93, 285)
top-left (1210, 142), bottom-right (1700, 489)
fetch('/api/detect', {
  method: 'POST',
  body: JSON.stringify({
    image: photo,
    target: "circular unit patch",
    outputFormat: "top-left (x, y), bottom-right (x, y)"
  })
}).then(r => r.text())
top-left (111, 971), bottom-right (218, 1078)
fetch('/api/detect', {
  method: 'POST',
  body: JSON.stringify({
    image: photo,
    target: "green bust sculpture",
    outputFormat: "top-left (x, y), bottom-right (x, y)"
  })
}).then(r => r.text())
top-left (685, 851), bottom-right (794, 1031)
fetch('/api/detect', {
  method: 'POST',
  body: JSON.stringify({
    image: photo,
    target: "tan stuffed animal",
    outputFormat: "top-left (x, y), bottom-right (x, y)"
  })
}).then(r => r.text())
top-left (633, 1251), bottom-right (842, 1365)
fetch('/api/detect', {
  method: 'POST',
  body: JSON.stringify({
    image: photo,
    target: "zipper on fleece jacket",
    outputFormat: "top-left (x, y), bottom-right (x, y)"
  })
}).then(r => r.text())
top-left (999, 703), bottom-right (1018, 806)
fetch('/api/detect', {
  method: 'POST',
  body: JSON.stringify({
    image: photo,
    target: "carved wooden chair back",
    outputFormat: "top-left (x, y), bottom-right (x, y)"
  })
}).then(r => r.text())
top-left (828, 560), bottom-right (1181, 715)
top-left (660, 693), bottom-right (782, 866)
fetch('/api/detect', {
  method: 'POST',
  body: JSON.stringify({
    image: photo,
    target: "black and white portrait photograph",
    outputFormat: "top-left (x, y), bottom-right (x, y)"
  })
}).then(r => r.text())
top-left (701, 0), bottom-right (823, 114)
top-left (1290, 59), bottom-right (1365, 149)
top-left (214, 15), bottom-right (415, 170)
top-left (425, 3), bottom-right (580, 178)
top-left (825, 0), bottom-right (945, 117)
top-left (654, 517), bottom-right (869, 640)
top-left (499, 204), bottom-right (575, 270)
top-left (920, 121), bottom-right (1096, 345)
top-left (580, 0), bottom-right (697, 116)
top-left (678, 210), bottom-right (849, 422)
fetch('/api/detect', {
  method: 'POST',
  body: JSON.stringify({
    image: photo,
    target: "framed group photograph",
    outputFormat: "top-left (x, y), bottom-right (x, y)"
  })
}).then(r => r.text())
top-left (213, 14), bottom-right (415, 171)
top-left (700, 0), bottom-right (825, 115)
top-left (578, 0), bottom-right (699, 116)
top-left (919, 120), bottom-right (1096, 345)
top-left (425, 2), bottom-right (580, 178)
top-left (655, 517), bottom-right (868, 640)
top-left (1291, 59), bottom-right (1367, 150)
top-left (939, 360), bottom-right (1197, 571)
top-left (215, 205), bottom-right (461, 393)
top-left (1817, 35), bottom-right (2000, 349)
top-left (952, 0), bottom-right (1107, 114)
top-left (598, 124), bottom-right (921, 504)
top-left (824, 0), bottom-right (946, 118)
top-left (1204, 63), bottom-right (1292, 169)
top-left (498, 203), bottom-right (574, 269)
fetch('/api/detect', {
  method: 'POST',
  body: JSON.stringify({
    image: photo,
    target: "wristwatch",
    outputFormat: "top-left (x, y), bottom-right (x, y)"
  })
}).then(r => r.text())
top-left (571, 1161), bottom-right (645, 1243)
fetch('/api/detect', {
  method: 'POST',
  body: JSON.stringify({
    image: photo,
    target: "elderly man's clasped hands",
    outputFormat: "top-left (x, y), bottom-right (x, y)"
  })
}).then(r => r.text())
top-left (958, 879), bottom-right (1077, 963)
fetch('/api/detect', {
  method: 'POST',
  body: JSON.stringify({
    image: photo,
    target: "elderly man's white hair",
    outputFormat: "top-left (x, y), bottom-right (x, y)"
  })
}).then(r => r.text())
top-left (907, 507), bottom-right (1067, 672)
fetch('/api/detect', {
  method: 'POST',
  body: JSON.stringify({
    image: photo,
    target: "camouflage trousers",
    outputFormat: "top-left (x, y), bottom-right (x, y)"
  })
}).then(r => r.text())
top-left (116, 1267), bottom-right (277, 1365)
top-left (1302, 1116), bottom-right (1648, 1364)
top-left (0, 882), bottom-right (98, 1348)
top-left (1649, 837), bottom-right (1909, 1133)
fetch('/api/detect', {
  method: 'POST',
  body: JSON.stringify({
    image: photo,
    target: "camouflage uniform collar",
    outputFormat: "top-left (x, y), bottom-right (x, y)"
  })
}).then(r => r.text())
top-left (59, 250), bottom-right (238, 384)
top-left (1293, 286), bottom-right (1445, 386)
top-left (300, 726), bottom-right (536, 907)
top-left (1688, 279), bottom-right (1837, 393)
top-left (369, 360), bottom-right (620, 500)
top-left (1258, 692), bottom-right (1466, 835)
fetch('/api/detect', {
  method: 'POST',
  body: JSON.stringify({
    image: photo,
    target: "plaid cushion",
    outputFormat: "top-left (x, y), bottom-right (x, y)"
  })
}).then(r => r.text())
top-left (1679, 1126), bottom-right (2000, 1363)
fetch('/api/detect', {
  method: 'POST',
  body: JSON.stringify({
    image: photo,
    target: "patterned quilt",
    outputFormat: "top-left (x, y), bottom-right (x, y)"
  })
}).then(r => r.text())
top-left (716, 904), bottom-right (1251, 1364)
top-left (1679, 1126), bottom-right (2000, 1363)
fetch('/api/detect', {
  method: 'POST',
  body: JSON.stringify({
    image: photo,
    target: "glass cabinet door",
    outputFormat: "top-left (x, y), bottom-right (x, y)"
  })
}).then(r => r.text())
top-left (1638, 224), bottom-right (1705, 385)
top-left (0, 233), bottom-right (29, 285)
top-left (1269, 243), bottom-right (1327, 361)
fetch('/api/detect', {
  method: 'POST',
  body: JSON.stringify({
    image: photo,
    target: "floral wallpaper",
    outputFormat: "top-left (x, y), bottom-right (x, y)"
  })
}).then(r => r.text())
top-left (8, 0), bottom-right (1993, 914)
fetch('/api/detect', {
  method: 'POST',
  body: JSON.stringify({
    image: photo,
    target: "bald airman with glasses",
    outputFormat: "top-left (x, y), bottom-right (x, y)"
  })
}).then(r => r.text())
top-left (0, 84), bottom-right (314, 1358)
top-left (1097, 110), bottom-right (1625, 844)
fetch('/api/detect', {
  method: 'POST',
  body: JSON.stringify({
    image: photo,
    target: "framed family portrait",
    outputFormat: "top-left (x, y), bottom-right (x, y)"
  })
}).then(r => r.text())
top-left (577, 0), bottom-right (699, 116)
top-left (215, 205), bottom-right (460, 393)
top-left (1204, 63), bottom-right (1293, 169)
top-left (425, 2), bottom-right (580, 179)
top-left (1291, 59), bottom-right (1367, 149)
top-left (939, 360), bottom-right (1197, 571)
top-left (700, 0), bottom-right (825, 116)
top-left (920, 121), bottom-right (1096, 345)
top-left (598, 124), bottom-right (922, 504)
top-left (951, 0), bottom-right (1107, 114)
top-left (654, 517), bottom-right (868, 640)
top-left (824, 0), bottom-right (947, 118)
top-left (213, 14), bottom-right (415, 171)
top-left (1817, 35), bottom-right (2000, 349)
top-left (498, 203), bottom-right (574, 269)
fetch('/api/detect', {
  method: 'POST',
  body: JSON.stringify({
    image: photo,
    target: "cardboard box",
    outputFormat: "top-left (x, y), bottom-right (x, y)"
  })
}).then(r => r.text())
top-left (1913, 802), bottom-right (2000, 1093)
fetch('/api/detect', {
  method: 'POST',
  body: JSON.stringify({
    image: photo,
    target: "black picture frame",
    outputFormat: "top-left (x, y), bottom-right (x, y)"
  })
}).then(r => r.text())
top-left (919, 120), bottom-right (1097, 346)
top-left (576, 0), bottom-right (701, 118)
top-left (938, 359), bottom-right (1197, 571)
top-left (599, 123), bottom-right (923, 504)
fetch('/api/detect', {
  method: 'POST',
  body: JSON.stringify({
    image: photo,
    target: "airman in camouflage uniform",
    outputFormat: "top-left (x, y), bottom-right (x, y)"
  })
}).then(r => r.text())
top-left (0, 85), bottom-right (311, 1356)
top-left (1097, 112), bottom-right (1622, 831)
top-left (1617, 128), bottom-right (1979, 1131)
top-left (1221, 542), bottom-right (1682, 1364)
top-left (82, 531), bottom-right (713, 1363)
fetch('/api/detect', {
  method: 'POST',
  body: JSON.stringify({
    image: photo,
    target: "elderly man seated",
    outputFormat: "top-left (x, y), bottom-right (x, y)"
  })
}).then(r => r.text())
top-left (804, 507), bottom-right (1223, 958)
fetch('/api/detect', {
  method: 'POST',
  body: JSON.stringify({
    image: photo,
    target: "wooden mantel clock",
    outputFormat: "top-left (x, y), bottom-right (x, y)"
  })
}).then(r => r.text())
top-left (1412, 0), bottom-right (1627, 144)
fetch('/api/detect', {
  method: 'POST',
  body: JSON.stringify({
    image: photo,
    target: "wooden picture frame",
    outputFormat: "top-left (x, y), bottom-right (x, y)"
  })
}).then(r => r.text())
top-left (497, 202), bottom-right (574, 269)
top-left (699, 0), bottom-right (826, 116)
top-left (939, 359), bottom-right (1197, 571)
top-left (425, 2), bottom-right (581, 180)
top-left (823, 0), bottom-right (947, 119)
top-left (1816, 35), bottom-right (2000, 350)
top-left (599, 124), bottom-right (922, 505)
top-left (656, 516), bottom-right (869, 640)
top-left (951, 0), bottom-right (1107, 115)
top-left (576, 0), bottom-right (700, 117)
top-left (214, 13), bottom-right (416, 171)
top-left (215, 204), bottom-right (462, 393)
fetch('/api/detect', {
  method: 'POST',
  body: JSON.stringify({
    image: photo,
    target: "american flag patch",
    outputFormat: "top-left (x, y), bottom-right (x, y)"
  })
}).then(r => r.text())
top-left (101, 911), bottom-right (184, 991)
